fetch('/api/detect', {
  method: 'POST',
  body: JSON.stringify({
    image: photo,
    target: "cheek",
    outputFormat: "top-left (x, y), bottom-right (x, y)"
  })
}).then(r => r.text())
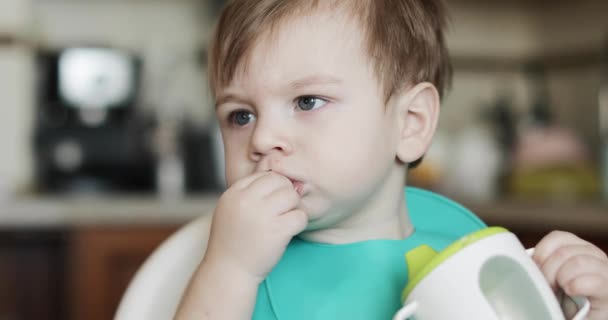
top-left (330, 112), bottom-right (390, 155)
top-left (316, 119), bottom-right (393, 178)
top-left (222, 135), bottom-right (251, 186)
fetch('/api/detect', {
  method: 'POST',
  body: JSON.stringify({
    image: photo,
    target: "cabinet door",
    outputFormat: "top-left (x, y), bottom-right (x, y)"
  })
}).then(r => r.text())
top-left (68, 225), bottom-right (179, 320)
top-left (0, 230), bottom-right (66, 320)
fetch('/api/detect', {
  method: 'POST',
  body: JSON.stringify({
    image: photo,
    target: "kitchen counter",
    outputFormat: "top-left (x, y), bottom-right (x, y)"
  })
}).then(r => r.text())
top-left (1, 195), bottom-right (605, 320)
top-left (0, 194), bottom-right (606, 233)
top-left (0, 194), bottom-right (219, 228)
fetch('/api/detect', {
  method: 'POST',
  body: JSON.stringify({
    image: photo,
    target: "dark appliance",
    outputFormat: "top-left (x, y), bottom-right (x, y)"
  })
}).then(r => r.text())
top-left (33, 47), bottom-right (155, 194)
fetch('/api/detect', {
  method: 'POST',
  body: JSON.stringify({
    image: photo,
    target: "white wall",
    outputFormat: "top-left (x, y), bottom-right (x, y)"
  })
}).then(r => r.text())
top-left (0, 0), bottom-right (33, 36)
top-left (446, 1), bottom-right (540, 59)
top-left (0, 0), bottom-right (34, 196)
top-left (533, 1), bottom-right (608, 54)
top-left (0, 47), bottom-right (34, 196)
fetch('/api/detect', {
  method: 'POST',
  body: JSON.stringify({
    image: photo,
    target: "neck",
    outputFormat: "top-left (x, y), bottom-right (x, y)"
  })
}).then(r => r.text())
top-left (299, 167), bottom-right (414, 244)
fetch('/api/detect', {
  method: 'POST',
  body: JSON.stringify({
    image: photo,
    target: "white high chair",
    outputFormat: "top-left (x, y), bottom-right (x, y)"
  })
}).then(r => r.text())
top-left (114, 214), bottom-right (213, 320)
top-left (114, 188), bottom-right (487, 320)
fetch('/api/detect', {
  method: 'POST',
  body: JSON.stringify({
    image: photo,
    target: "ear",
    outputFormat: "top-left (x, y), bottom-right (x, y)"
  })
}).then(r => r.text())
top-left (392, 82), bottom-right (440, 164)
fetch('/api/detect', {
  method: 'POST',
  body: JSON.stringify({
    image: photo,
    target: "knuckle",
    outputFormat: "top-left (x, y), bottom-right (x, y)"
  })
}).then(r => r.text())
top-left (278, 175), bottom-right (293, 187)
top-left (281, 184), bottom-right (299, 197)
top-left (553, 246), bottom-right (571, 260)
top-left (273, 186), bottom-right (296, 202)
top-left (547, 230), bottom-right (576, 241)
top-left (269, 172), bottom-right (291, 184)
top-left (568, 255), bottom-right (588, 269)
top-left (589, 244), bottom-right (608, 260)
top-left (568, 277), bottom-right (599, 295)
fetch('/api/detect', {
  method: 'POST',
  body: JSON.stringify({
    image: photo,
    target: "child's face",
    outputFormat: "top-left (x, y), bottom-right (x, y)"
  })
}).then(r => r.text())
top-left (215, 11), bottom-right (404, 229)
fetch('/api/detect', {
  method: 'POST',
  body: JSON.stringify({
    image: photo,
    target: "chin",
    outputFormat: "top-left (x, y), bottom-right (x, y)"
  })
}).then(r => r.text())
top-left (298, 200), bottom-right (344, 231)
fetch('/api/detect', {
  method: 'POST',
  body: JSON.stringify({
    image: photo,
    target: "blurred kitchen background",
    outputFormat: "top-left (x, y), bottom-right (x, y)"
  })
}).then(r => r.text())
top-left (0, 0), bottom-right (607, 319)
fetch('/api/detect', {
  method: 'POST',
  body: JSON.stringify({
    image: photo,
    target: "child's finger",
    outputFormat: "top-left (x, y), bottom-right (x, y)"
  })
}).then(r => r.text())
top-left (562, 273), bottom-right (608, 320)
top-left (232, 171), bottom-right (272, 189)
top-left (539, 244), bottom-right (608, 290)
top-left (564, 273), bottom-right (608, 300)
top-left (247, 171), bottom-right (292, 196)
top-left (533, 231), bottom-right (591, 265)
top-left (556, 256), bottom-right (608, 296)
top-left (264, 186), bottom-right (301, 216)
top-left (278, 209), bottom-right (308, 237)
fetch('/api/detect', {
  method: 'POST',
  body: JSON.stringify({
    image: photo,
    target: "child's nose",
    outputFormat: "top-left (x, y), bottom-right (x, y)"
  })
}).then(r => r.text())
top-left (249, 118), bottom-right (293, 161)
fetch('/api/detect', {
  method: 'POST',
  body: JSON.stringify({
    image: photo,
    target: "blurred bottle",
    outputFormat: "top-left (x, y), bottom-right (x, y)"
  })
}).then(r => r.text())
top-left (443, 121), bottom-right (504, 202)
top-left (509, 63), bottom-right (600, 202)
top-left (153, 113), bottom-right (185, 202)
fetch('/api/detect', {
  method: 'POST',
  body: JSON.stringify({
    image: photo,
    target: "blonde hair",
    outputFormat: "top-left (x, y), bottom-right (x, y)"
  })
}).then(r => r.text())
top-left (208, 0), bottom-right (452, 101)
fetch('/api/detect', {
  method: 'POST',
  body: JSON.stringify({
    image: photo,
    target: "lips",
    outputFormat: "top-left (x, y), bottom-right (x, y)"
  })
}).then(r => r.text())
top-left (279, 174), bottom-right (305, 196)
top-left (265, 168), bottom-right (305, 196)
top-left (291, 179), bottom-right (304, 196)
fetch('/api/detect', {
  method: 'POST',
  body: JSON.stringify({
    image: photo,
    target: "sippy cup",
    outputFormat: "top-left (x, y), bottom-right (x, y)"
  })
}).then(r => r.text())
top-left (393, 227), bottom-right (590, 320)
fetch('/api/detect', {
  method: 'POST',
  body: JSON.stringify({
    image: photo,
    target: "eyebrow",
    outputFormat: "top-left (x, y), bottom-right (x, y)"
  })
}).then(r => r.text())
top-left (215, 74), bottom-right (342, 109)
top-left (289, 74), bottom-right (343, 90)
top-left (215, 93), bottom-right (250, 110)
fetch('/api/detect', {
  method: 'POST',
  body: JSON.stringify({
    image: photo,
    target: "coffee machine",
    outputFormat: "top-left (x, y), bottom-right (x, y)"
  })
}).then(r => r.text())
top-left (33, 47), bottom-right (156, 194)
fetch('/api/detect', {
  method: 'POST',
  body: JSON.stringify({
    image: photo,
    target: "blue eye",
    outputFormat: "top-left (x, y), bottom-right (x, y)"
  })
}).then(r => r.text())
top-left (229, 110), bottom-right (255, 126)
top-left (296, 96), bottom-right (327, 111)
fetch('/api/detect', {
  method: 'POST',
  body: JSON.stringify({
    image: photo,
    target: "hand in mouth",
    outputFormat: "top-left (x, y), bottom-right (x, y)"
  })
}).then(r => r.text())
top-left (267, 169), bottom-right (305, 196)
top-left (290, 179), bottom-right (304, 196)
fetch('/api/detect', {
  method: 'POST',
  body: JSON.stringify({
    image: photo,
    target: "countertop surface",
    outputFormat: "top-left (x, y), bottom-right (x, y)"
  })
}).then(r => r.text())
top-left (0, 193), bottom-right (219, 228)
top-left (0, 194), bottom-right (606, 234)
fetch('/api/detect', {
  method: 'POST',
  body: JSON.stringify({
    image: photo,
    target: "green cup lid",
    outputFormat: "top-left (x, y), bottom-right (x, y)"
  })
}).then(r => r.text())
top-left (401, 226), bottom-right (509, 302)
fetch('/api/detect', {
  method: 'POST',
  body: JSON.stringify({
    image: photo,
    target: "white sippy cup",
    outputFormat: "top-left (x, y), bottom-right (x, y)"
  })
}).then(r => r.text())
top-left (393, 227), bottom-right (590, 320)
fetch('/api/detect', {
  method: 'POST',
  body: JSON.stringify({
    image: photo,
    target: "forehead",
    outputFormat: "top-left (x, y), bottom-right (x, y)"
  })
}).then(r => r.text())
top-left (224, 10), bottom-right (374, 92)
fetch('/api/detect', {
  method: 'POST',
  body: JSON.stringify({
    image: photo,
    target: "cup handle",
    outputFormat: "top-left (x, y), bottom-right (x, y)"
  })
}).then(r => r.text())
top-left (392, 301), bottom-right (418, 320)
top-left (526, 247), bottom-right (591, 320)
top-left (570, 295), bottom-right (591, 320)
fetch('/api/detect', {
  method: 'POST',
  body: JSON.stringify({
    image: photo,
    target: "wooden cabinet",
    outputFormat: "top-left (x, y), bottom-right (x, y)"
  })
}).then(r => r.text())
top-left (67, 225), bottom-right (179, 320)
top-left (0, 229), bottom-right (67, 320)
top-left (0, 225), bottom-right (181, 320)
top-left (0, 192), bottom-right (217, 320)
top-left (470, 202), bottom-right (608, 254)
top-left (0, 199), bottom-right (606, 320)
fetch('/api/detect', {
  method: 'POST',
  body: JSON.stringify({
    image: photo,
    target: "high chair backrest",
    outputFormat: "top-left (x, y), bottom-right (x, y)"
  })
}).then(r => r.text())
top-left (114, 187), bottom-right (485, 320)
top-left (114, 213), bottom-right (213, 320)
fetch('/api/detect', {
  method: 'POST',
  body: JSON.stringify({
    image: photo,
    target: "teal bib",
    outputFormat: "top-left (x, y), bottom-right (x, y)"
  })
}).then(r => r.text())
top-left (252, 187), bottom-right (486, 319)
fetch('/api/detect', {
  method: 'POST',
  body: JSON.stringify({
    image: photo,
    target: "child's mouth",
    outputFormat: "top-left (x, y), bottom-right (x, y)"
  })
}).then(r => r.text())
top-left (268, 169), bottom-right (305, 196)
top-left (290, 179), bottom-right (304, 196)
